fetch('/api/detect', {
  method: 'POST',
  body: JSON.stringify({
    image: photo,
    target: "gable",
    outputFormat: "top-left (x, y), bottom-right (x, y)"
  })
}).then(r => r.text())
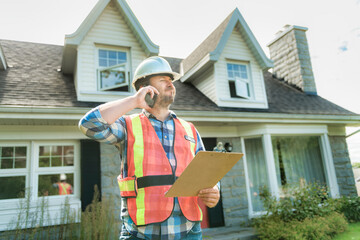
top-left (75, 1), bottom-right (148, 102)
top-left (181, 8), bottom-right (273, 82)
top-left (61, 0), bottom-right (158, 75)
top-left (215, 25), bottom-right (268, 108)
top-left (181, 9), bottom-right (270, 109)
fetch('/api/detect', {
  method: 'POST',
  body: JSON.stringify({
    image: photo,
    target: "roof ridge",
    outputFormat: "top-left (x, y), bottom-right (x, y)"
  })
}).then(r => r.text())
top-left (0, 39), bottom-right (63, 47)
top-left (182, 9), bottom-right (235, 73)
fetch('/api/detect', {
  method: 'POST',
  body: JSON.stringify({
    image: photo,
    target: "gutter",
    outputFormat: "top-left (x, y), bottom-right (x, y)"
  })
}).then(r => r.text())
top-left (346, 129), bottom-right (360, 138)
top-left (1, 106), bottom-right (360, 125)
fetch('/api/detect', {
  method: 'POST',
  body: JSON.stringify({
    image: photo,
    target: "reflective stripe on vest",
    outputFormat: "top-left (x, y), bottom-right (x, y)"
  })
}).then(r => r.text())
top-left (59, 182), bottom-right (71, 195)
top-left (117, 176), bottom-right (137, 198)
top-left (122, 113), bottom-right (202, 226)
top-left (178, 118), bottom-right (196, 157)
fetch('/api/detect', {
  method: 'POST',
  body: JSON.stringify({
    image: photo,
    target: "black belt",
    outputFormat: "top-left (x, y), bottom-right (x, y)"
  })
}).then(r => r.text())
top-left (137, 175), bottom-right (178, 189)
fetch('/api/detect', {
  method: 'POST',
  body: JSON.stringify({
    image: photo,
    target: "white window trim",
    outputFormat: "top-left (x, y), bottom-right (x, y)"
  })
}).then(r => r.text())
top-left (320, 134), bottom-right (340, 197)
top-left (97, 63), bottom-right (129, 91)
top-left (0, 142), bottom-right (31, 201)
top-left (95, 46), bottom-right (131, 92)
top-left (241, 125), bottom-right (340, 218)
top-left (226, 60), bottom-right (254, 100)
top-left (0, 140), bottom-right (81, 231)
top-left (32, 141), bottom-right (80, 199)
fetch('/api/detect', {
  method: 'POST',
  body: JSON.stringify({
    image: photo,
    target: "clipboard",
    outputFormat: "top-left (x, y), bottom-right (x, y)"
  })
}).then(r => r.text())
top-left (165, 151), bottom-right (243, 197)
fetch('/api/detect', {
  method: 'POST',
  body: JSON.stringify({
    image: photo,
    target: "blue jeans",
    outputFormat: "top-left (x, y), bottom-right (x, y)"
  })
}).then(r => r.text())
top-left (119, 222), bottom-right (202, 240)
top-left (183, 222), bottom-right (202, 240)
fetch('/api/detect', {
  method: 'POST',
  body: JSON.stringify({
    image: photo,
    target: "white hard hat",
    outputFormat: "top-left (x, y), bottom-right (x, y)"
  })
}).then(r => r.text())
top-left (60, 173), bottom-right (67, 181)
top-left (132, 56), bottom-right (182, 90)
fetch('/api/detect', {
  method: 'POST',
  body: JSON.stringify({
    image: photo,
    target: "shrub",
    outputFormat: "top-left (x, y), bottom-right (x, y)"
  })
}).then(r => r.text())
top-left (259, 183), bottom-right (331, 222)
top-left (253, 183), bottom-right (348, 240)
top-left (254, 212), bottom-right (347, 240)
top-left (330, 196), bottom-right (360, 223)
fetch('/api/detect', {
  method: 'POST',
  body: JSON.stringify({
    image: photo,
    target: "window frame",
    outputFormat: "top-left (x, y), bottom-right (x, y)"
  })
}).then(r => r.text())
top-left (0, 142), bottom-right (31, 201)
top-left (226, 61), bottom-right (253, 99)
top-left (33, 141), bottom-right (78, 199)
top-left (241, 136), bottom-right (269, 217)
top-left (0, 140), bottom-right (80, 203)
top-left (96, 46), bottom-right (131, 92)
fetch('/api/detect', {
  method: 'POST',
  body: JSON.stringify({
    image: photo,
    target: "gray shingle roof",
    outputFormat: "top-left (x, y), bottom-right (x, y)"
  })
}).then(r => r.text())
top-left (0, 39), bottom-right (357, 116)
top-left (0, 40), bottom-right (99, 108)
top-left (168, 56), bottom-right (357, 115)
top-left (181, 10), bottom-right (234, 74)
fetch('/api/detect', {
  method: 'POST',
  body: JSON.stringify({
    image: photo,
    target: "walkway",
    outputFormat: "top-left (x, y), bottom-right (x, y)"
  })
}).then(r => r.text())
top-left (202, 226), bottom-right (258, 240)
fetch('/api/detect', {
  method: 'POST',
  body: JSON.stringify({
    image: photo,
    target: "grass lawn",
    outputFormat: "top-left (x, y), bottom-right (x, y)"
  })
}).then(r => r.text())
top-left (333, 222), bottom-right (360, 240)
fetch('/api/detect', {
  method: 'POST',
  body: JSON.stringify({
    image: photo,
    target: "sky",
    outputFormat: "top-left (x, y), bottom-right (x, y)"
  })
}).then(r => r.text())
top-left (0, 0), bottom-right (359, 162)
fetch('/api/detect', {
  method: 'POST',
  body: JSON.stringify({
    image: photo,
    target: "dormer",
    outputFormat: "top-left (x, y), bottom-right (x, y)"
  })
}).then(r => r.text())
top-left (0, 43), bottom-right (7, 70)
top-left (181, 9), bottom-right (273, 109)
top-left (61, 0), bottom-right (159, 102)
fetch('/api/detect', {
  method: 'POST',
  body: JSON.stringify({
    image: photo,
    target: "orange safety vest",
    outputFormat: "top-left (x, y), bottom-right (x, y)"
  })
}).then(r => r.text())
top-left (58, 182), bottom-right (72, 195)
top-left (117, 113), bottom-right (202, 226)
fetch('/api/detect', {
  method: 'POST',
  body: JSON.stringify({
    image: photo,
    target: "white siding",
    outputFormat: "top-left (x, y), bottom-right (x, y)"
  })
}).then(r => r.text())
top-left (77, 1), bottom-right (147, 102)
top-left (192, 66), bottom-right (217, 104)
top-left (215, 26), bottom-right (268, 108)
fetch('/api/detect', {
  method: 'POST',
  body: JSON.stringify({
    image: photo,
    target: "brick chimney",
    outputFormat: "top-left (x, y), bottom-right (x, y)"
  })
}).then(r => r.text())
top-left (267, 25), bottom-right (317, 95)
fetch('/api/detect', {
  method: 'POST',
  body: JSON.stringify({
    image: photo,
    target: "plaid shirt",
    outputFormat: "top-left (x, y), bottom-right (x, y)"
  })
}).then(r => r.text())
top-left (79, 107), bottom-right (205, 240)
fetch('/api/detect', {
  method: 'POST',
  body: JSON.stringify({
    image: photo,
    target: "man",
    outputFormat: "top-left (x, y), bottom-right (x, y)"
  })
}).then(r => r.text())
top-left (79, 56), bottom-right (220, 239)
top-left (53, 173), bottom-right (73, 195)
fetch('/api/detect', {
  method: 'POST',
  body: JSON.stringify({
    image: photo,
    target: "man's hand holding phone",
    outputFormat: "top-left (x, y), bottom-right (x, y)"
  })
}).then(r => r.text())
top-left (145, 92), bottom-right (158, 108)
top-left (135, 86), bottom-right (159, 110)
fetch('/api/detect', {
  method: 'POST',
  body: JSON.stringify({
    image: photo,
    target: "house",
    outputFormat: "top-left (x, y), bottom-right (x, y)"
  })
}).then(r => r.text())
top-left (1, 0), bottom-right (359, 232)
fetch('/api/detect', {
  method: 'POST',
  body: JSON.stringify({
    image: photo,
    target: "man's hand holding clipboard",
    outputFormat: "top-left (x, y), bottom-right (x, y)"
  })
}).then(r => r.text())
top-left (165, 151), bottom-right (244, 198)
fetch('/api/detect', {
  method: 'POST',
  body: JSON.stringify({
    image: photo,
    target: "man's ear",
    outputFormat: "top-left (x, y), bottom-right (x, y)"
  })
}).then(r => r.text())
top-left (140, 84), bottom-right (150, 89)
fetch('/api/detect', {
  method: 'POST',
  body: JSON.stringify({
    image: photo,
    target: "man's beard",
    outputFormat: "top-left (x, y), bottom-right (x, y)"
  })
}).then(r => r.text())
top-left (156, 94), bottom-right (174, 108)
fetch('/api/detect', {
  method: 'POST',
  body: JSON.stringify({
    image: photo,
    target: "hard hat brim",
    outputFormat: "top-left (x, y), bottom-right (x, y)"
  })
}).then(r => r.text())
top-left (132, 71), bottom-right (182, 89)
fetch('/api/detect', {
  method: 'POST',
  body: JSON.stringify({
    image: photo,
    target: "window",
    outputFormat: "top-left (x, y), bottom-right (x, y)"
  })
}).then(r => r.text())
top-left (271, 136), bottom-right (326, 197)
top-left (37, 144), bottom-right (75, 197)
top-left (0, 145), bottom-right (28, 200)
top-left (243, 133), bottom-right (330, 215)
top-left (97, 49), bottom-right (130, 92)
top-left (0, 141), bottom-right (78, 201)
top-left (227, 63), bottom-right (251, 99)
top-left (244, 138), bottom-right (268, 212)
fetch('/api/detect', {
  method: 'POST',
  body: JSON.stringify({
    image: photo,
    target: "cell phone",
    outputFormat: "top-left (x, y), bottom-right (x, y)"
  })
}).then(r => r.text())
top-left (145, 93), bottom-right (158, 108)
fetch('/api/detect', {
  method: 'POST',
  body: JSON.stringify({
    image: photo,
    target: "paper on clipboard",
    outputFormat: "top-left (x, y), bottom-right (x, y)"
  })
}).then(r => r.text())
top-left (165, 151), bottom-right (243, 197)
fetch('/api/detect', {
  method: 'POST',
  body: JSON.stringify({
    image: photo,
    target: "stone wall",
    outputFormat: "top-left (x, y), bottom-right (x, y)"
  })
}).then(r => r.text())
top-left (216, 137), bottom-right (249, 226)
top-left (329, 136), bottom-right (357, 196)
top-left (100, 143), bottom-right (122, 217)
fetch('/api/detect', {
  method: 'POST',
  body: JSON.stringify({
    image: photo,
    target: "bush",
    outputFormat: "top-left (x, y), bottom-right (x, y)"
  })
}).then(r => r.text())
top-left (331, 196), bottom-right (360, 223)
top-left (259, 183), bottom-right (331, 222)
top-left (253, 184), bottom-right (348, 240)
top-left (254, 212), bottom-right (347, 240)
